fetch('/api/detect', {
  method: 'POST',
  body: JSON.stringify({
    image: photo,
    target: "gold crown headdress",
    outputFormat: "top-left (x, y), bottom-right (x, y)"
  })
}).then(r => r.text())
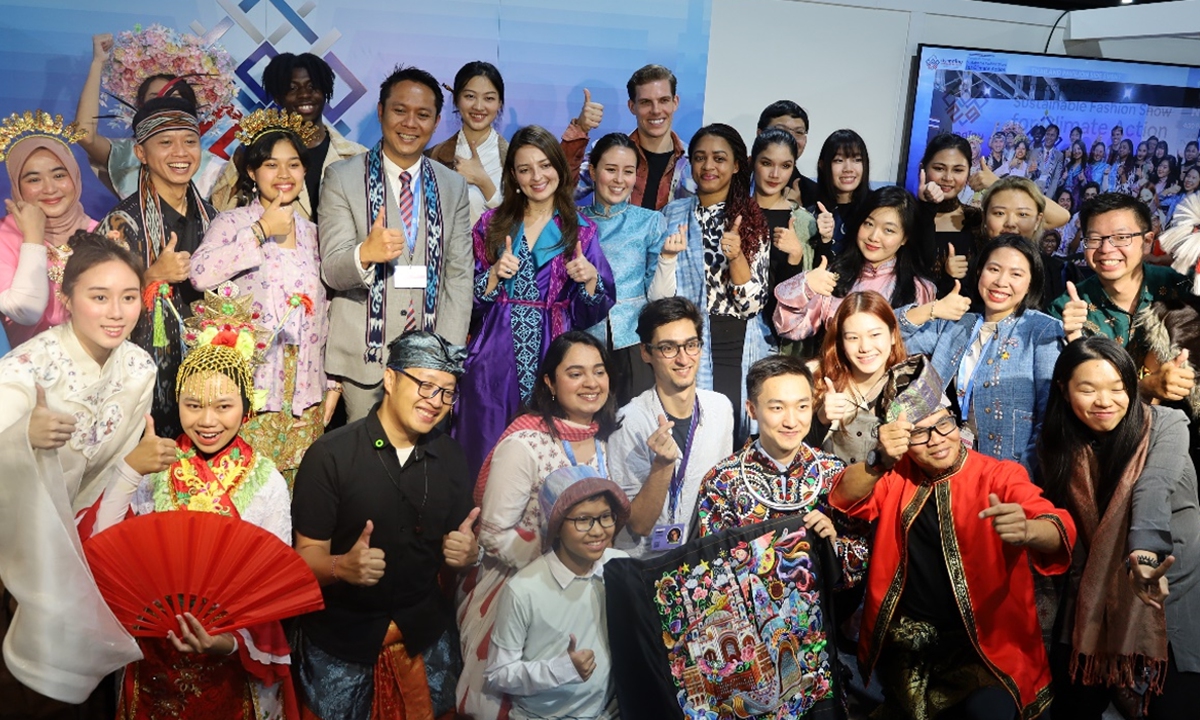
top-left (0, 110), bottom-right (88, 162)
top-left (235, 108), bottom-right (320, 148)
top-left (179, 283), bottom-right (272, 409)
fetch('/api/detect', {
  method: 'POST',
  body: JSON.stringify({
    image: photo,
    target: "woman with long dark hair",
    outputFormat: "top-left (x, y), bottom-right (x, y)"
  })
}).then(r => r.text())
top-left (455, 125), bottom-right (616, 477)
top-left (662, 122), bottom-right (769, 441)
top-left (915, 133), bottom-right (983, 292)
top-left (456, 331), bottom-right (620, 720)
top-left (810, 129), bottom-right (871, 261)
top-left (1039, 336), bottom-right (1200, 720)
top-left (773, 186), bottom-right (936, 349)
top-left (190, 109), bottom-right (331, 487)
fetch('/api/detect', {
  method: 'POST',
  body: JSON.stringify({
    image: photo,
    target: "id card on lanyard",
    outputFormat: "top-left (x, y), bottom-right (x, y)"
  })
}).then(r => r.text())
top-left (392, 172), bottom-right (427, 289)
top-left (653, 396), bottom-right (700, 552)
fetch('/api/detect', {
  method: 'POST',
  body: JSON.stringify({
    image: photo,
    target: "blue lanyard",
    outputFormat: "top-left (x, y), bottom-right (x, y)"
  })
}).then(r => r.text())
top-left (561, 438), bottom-right (607, 478)
top-left (397, 169), bottom-right (422, 256)
top-left (667, 397), bottom-right (701, 523)
top-left (956, 317), bottom-right (997, 415)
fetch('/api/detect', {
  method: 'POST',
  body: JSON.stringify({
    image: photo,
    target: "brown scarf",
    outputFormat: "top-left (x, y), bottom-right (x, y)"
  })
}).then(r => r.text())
top-left (1067, 409), bottom-right (1168, 696)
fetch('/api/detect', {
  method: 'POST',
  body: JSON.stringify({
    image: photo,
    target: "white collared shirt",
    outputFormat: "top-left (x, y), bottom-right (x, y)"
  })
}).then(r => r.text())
top-left (354, 153), bottom-right (426, 280)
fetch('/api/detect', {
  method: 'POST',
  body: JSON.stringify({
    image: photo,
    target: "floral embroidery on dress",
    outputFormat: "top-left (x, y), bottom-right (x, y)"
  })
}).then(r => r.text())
top-left (655, 526), bottom-right (835, 718)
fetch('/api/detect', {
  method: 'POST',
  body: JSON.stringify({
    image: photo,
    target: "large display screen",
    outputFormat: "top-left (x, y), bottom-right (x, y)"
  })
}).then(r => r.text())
top-left (902, 44), bottom-right (1200, 220)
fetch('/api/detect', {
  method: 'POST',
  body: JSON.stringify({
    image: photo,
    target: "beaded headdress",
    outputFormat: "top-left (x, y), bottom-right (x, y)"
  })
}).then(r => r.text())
top-left (179, 283), bottom-right (271, 409)
top-left (235, 108), bottom-right (321, 148)
top-left (0, 110), bottom-right (87, 162)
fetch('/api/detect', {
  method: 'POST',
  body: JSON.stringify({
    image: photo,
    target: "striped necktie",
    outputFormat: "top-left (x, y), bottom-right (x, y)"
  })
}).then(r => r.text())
top-left (399, 171), bottom-right (418, 331)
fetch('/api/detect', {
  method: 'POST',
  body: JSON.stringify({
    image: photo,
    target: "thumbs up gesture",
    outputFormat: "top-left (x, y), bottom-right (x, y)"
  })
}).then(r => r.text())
top-left (567, 634), bottom-right (596, 681)
top-left (5, 198), bottom-right (47, 244)
top-left (338, 520), bottom-right (387, 586)
top-left (815, 202), bottom-right (835, 243)
top-left (979, 492), bottom-right (1029, 546)
top-left (876, 410), bottom-right (912, 465)
top-left (1061, 281), bottom-right (1089, 341)
top-left (772, 222), bottom-right (803, 263)
top-left (574, 88), bottom-right (604, 133)
top-left (28, 385), bottom-right (77, 450)
top-left (564, 241), bottom-right (598, 292)
top-left (944, 243), bottom-right (969, 279)
top-left (931, 280), bottom-right (972, 322)
top-left (918, 168), bottom-right (945, 204)
top-left (1142, 348), bottom-right (1195, 403)
top-left (258, 193), bottom-right (294, 240)
top-left (124, 414), bottom-right (178, 475)
top-left (647, 414), bottom-right (681, 465)
top-left (805, 256), bottom-right (838, 297)
top-left (492, 235), bottom-right (521, 280)
top-left (360, 208), bottom-right (405, 268)
top-left (1127, 552), bottom-right (1176, 610)
top-left (454, 138), bottom-right (488, 187)
top-left (443, 507), bottom-right (482, 568)
top-left (720, 216), bottom-right (744, 261)
top-left (147, 232), bottom-right (191, 283)
top-left (821, 377), bottom-right (852, 425)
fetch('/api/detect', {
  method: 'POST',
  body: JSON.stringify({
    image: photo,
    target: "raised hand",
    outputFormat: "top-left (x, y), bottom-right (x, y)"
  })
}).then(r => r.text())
top-left (803, 509), bottom-right (837, 540)
top-left (660, 224), bottom-right (687, 260)
top-left (979, 493), bottom-right (1029, 546)
top-left (932, 280), bottom-right (971, 322)
top-left (720, 216), bottom-right (743, 261)
top-left (258, 194), bottom-right (294, 239)
top-left (455, 139), bottom-right (488, 187)
top-left (124, 414), bottom-right (177, 475)
top-left (1061, 281), bottom-right (1089, 341)
top-left (337, 520), bottom-right (386, 586)
top-left (821, 377), bottom-right (852, 425)
top-left (805, 256), bottom-right (837, 297)
top-left (918, 168), bottom-right (945, 204)
top-left (1127, 553), bottom-right (1175, 610)
top-left (647, 414), bottom-right (681, 465)
top-left (944, 243), bottom-right (968, 279)
top-left (443, 507), bottom-right (482, 568)
top-left (1143, 349), bottom-right (1195, 403)
top-left (565, 242), bottom-right (598, 292)
top-left (5, 198), bottom-right (47, 243)
top-left (574, 89), bottom-right (604, 133)
top-left (92, 33), bottom-right (113, 63)
top-left (359, 208), bottom-right (405, 268)
top-left (491, 235), bottom-right (520, 281)
top-left (772, 222), bottom-right (803, 261)
top-left (167, 612), bottom-right (236, 656)
top-left (781, 177), bottom-right (803, 205)
top-left (970, 159), bottom-right (998, 191)
top-left (876, 411), bottom-right (912, 466)
top-left (147, 232), bottom-right (190, 283)
top-left (567, 634), bottom-right (596, 682)
top-left (28, 385), bottom-right (76, 450)
top-left (815, 202), bottom-right (835, 243)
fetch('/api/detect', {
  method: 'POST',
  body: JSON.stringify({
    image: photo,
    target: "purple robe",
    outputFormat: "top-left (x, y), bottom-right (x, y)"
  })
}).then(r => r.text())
top-left (455, 210), bottom-right (616, 478)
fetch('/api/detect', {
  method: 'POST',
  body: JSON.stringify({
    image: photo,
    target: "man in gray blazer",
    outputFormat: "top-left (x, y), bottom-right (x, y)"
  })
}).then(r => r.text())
top-left (320, 66), bottom-right (473, 420)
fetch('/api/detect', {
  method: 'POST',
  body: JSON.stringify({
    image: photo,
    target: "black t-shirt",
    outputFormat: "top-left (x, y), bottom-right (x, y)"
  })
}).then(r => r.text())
top-left (666, 412), bottom-right (692, 455)
top-left (640, 149), bottom-right (674, 210)
top-left (292, 405), bottom-right (473, 664)
top-left (787, 168), bottom-right (821, 208)
top-left (160, 193), bottom-right (206, 316)
top-left (898, 492), bottom-right (962, 630)
top-left (304, 133), bottom-right (331, 222)
top-left (761, 207), bottom-right (805, 343)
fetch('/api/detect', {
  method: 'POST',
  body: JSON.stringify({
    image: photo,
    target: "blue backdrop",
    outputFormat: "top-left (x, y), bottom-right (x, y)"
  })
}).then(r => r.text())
top-left (0, 0), bottom-right (711, 219)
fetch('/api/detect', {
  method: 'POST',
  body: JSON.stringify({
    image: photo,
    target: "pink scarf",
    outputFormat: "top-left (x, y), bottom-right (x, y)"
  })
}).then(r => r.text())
top-left (472, 413), bottom-right (599, 506)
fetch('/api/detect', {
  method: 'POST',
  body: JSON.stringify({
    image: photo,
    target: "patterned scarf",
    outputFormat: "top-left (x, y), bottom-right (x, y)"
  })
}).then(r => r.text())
top-left (135, 165), bottom-right (213, 261)
top-left (1067, 409), bottom-right (1168, 697)
top-left (472, 413), bottom-right (599, 506)
top-left (152, 435), bottom-right (260, 517)
top-left (363, 143), bottom-right (445, 364)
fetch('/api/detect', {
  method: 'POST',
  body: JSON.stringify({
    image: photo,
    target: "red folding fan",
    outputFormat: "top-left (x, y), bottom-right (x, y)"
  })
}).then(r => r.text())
top-left (83, 511), bottom-right (324, 638)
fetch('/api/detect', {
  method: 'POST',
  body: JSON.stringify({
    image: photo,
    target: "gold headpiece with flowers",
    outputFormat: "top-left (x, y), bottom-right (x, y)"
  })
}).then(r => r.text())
top-left (235, 108), bottom-right (321, 148)
top-left (0, 110), bottom-right (88, 162)
top-left (179, 283), bottom-right (272, 411)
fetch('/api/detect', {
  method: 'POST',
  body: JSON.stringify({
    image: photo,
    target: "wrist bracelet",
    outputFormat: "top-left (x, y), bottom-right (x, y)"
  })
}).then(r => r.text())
top-left (1136, 554), bottom-right (1161, 569)
top-left (251, 221), bottom-right (266, 243)
top-left (331, 554), bottom-right (341, 581)
top-left (929, 299), bottom-right (939, 320)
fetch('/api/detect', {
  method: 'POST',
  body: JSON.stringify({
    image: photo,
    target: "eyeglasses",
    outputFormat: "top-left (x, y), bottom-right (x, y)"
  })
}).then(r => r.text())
top-left (564, 512), bottom-right (616, 533)
top-left (1080, 232), bottom-right (1146, 250)
top-left (647, 338), bottom-right (703, 358)
top-left (397, 369), bottom-right (460, 405)
top-left (907, 415), bottom-right (959, 446)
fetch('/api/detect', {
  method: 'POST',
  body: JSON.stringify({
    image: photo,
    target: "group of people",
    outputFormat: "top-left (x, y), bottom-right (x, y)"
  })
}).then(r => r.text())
top-left (0, 29), bottom-right (1198, 720)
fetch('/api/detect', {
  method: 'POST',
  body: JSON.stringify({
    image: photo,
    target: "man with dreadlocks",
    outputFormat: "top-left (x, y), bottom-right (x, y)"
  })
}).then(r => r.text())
top-left (99, 95), bottom-right (217, 439)
top-left (114, 287), bottom-right (297, 719)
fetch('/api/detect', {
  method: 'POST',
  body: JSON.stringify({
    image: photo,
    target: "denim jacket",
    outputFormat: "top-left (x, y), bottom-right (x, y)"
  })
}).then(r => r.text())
top-left (898, 307), bottom-right (1063, 478)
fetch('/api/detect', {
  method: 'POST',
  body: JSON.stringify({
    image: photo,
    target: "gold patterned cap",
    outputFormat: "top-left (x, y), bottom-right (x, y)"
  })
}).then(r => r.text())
top-left (235, 108), bottom-right (320, 148)
top-left (0, 110), bottom-right (87, 162)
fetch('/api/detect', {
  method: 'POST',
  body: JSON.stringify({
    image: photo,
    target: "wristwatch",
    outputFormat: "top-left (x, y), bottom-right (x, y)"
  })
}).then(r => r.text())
top-left (865, 448), bottom-right (893, 474)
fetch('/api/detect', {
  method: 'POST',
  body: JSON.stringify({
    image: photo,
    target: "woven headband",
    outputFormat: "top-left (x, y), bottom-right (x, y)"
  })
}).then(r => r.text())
top-left (134, 110), bottom-right (199, 144)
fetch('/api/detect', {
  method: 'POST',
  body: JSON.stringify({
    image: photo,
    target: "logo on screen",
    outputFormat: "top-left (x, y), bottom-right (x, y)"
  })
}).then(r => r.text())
top-left (925, 55), bottom-right (964, 71)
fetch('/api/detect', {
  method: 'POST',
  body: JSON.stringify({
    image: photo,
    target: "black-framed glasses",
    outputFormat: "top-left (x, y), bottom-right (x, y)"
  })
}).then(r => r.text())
top-left (1080, 232), bottom-right (1146, 250)
top-left (647, 338), bottom-right (702, 358)
top-left (397, 369), bottom-right (460, 405)
top-left (908, 415), bottom-right (959, 446)
top-left (564, 512), bottom-right (616, 533)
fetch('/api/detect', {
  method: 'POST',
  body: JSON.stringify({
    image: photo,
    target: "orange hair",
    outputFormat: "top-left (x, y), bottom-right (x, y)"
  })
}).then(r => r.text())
top-left (815, 290), bottom-right (907, 402)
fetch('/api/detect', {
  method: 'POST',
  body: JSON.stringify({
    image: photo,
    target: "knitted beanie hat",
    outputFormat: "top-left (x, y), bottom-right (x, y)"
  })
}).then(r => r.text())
top-left (538, 465), bottom-right (631, 548)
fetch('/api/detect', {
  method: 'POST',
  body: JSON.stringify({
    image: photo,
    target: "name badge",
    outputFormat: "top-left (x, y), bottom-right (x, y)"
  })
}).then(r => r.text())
top-left (393, 264), bottom-right (427, 289)
top-left (651, 523), bottom-right (687, 552)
